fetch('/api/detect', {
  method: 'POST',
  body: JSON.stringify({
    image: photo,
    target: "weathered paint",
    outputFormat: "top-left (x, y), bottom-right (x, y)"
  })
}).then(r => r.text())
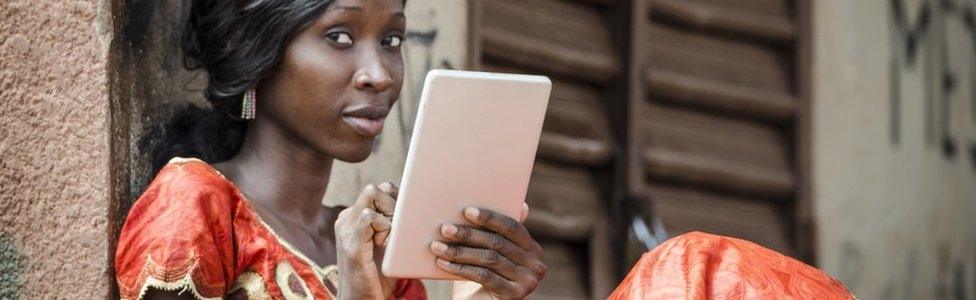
top-left (0, 233), bottom-right (26, 298)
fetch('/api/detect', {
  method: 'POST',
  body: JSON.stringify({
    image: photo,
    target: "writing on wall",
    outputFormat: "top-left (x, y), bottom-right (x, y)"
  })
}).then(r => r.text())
top-left (889, 0), bottom-right (976, 171)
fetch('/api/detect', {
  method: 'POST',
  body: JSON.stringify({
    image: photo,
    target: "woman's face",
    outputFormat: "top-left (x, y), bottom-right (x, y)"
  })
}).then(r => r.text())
top-left (258, 0), bottom-right (405, 162)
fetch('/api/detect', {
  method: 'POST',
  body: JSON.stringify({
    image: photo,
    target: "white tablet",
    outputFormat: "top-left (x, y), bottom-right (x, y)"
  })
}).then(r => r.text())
top-left (381, 70), bottom-right (551, 280)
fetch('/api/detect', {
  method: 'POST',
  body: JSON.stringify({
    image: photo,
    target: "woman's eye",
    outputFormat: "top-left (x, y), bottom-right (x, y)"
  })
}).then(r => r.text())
top-left (327, 32), bottom-right (354, 45)
top-left (383, 35), bottom-right (403, 48)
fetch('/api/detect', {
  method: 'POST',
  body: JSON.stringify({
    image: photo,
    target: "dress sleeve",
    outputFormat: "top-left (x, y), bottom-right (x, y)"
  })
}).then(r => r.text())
top-left (607, 231), bottom-right (853, 299)
top-left (115, 160), bottom-right (239, 300)
top-left (391, 279), bottom-right (427, 300)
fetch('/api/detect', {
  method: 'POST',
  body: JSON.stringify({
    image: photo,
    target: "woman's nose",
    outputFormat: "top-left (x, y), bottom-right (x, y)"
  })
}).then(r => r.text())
top-left (353, 49), bottom-right (394, 92)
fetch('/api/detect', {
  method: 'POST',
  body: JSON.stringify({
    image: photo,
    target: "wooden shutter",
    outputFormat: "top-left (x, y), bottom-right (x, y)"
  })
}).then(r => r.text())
top-left (470, 0), bottom-right (622, 298)
top-left (467, 0), bottom-right (812, 297)
top-left (627, 0), bottom-right (810, 257)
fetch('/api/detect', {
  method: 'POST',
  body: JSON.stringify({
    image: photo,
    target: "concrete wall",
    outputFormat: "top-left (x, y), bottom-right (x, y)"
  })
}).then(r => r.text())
top-left (813, 0), bottom-right (976, 299)
top-left (0, 0), bottom-right (114, 298)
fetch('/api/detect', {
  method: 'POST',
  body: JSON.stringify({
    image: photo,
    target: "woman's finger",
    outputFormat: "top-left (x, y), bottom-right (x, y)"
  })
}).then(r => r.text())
top-left (435, 259), bottom-right (517, 296)
top-left (377, 181), bottom-right (399, 199)
top-left (353, 183), bottom-right (397, 217)
top-left (439, 223), bottom-right (530, 266)
top-left (519, 202), bottom-right (529, 223)
top-left (464, 207), bottom-right (542, 254)
top-left (356, 208), bottom-right (392, 246)
top-left (430, 241), bottom-right (523, 281)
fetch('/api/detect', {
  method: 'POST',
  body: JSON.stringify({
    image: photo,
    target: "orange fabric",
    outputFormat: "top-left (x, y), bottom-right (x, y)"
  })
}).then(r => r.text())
top-left (115, 158), bottom-right (426, 300)
top-left (609, 232), bottom-right (853, 300)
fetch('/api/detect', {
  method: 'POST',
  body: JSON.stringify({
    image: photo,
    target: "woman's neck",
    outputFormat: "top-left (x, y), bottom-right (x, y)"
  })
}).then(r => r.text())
top-left (223, 118), bottom-right (335, 225)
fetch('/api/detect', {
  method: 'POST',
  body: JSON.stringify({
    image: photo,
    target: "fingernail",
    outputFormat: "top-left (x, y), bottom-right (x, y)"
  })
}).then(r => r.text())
top-left (464, 207), bottom-right (480, 219)
top-left (430, 241), bottom-right (448, 253)
top-left (436, 258), bottom-right (450, 267)
top-left (441, 224), bottom-right (457, 237)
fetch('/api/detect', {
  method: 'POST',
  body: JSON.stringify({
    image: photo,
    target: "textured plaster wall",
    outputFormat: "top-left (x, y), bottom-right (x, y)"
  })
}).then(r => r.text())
top-left (814, 0), bottom-right (976, 299)
top-left (0, 0), bottom-right (114, 298)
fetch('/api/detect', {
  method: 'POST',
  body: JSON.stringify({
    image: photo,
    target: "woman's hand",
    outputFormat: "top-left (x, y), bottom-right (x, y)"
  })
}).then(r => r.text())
top-left (334, 182), bottom-right (399, 300)
top-left (431, 205), bottom-right (547, 299)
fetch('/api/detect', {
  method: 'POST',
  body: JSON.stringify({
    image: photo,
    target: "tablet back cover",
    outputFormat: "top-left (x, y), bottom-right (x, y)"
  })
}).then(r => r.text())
top-left (382, 70), bottom-right (551, 279)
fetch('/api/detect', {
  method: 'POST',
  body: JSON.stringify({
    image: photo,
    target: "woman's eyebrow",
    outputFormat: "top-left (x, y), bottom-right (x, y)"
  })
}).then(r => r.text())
top-left (327, 5), bottom-right (363, 13)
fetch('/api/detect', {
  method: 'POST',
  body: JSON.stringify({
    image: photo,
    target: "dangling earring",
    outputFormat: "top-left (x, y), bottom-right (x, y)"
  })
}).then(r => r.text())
top-left (241, 87), bottom-right (256, 120)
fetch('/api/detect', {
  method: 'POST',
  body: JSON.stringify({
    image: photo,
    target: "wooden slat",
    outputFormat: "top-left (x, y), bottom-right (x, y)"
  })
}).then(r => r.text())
top-left (645, 68), bottom-right (796, 121)
top-left (641, 22), bottom-right (796, 120)
top-left (795, 0), bottom-right (815, 263)
top-left (573, 0), bottom-right (618, 6)
top-left (524, 162), bottom-right (602, 241)
top-left (538, 133), bottom-right (613, 166)
top-left (648, 0), bottom-right (796, 42)
top-left (540, 80), bottom-right (614, 165)
top-left (640, 104), bottom-right (794, 197)
top-left (545, 80), bottom-right (611, 137)
top-left (588, 214), bottom-right (615, 299)
top-left (688, 0), bottom-right (791, 19)
top-left (644, 22), bottom-right (792, 93)
top-left (480, 0), bottom-right (619, 84)
top-left (647, 183), bottom-right (792, 253)
top-left (483, 63), bottom-right (615, 166)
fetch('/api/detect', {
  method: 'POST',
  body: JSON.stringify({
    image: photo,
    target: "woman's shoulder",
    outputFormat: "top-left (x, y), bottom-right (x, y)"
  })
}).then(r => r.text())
top-left (132, 156), bottom-right (243, 210)
top-left (149, 157), bottom-right (236, 193)
top-left (119, 156), bottom-right (243, 246)
top-left (115, 157), bottom-right (244, 299)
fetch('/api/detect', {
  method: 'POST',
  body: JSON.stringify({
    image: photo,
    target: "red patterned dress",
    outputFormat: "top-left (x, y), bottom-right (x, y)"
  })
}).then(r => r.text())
top-left (115, 157), bottom-right (426, 300)
top-left (608, 231), bottom-right (853, 299)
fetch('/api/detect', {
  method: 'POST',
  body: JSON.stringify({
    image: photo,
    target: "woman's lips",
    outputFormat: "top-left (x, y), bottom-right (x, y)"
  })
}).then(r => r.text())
top-left (341, 105), bottom-right (389, 137)
top-left (342, 115), bottom-right (386, 137)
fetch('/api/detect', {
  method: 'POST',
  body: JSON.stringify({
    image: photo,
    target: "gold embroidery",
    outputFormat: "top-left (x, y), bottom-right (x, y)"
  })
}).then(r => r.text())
top-left (321, 265), bottom-right (339, 295)
top-left (130, 252), bottom-right (221, 300)
top-left (275, 261), bottom-right (313, 300)
top-left (228, 271), bottom-right (271, 300)
top-left (167, 157), bottom-right (205, 165)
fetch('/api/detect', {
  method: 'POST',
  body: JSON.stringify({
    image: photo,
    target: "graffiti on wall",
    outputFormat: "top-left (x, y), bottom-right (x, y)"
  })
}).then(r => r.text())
top-left (398, 7), bottom-right (456, 149)
top-left (889, 0), bottom-right (976, 171)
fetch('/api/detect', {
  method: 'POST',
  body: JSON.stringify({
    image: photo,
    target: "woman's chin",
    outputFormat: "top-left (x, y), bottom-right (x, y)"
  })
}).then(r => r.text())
top-left (331, 143), bottom-right (375, 163)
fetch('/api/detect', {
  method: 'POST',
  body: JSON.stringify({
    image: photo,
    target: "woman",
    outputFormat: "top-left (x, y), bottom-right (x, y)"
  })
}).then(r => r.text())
top-left (114, 0), bottom-right (546, 299)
